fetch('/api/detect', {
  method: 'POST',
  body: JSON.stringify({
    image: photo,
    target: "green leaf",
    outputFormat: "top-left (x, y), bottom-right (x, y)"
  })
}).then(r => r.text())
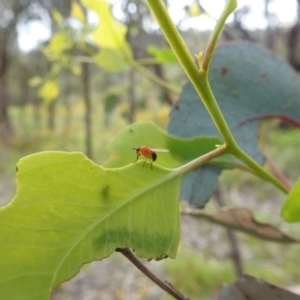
top-left (104, 122), bottom-right (233, 207)
top-left (104, 93), bottom-right (118, 114)
top-left (147, 46), bottom-right (177, 64)
top-left (0, 152), bottom-right (181, 299)
top-left (93, 48), bottom-right (129, 72)
top-left (71, 1), bottom-right (85, 23)
top-left (281, 178), bottom-right (300, 222)
top-left (43, 32), bottom-right (74, 60)
top-left (104, 122), bottom-right (223, 169)
top-left (169, 42), bottom-right (300, 204)
top-left (28, 76), bottom-right (42, 87)
top-left (83, 0), bottom-right (132, 59)
top-left (38, 79), bottom-right (59, 103)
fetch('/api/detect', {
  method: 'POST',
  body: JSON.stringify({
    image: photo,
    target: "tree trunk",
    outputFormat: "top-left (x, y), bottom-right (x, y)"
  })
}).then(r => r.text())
top-left (287, 0), bottom-right (300, 71)
top-left (0, 29), bottom-right (12, 145)
top-left (128, 69), bottom-right (136, 123)
top-left (153, 64), bottom-right (172, 106)
top-left (81, 62), bottom-right (92, 159)
top-left (0, 0), bottom-right (26, 145)
top-left (47, 100), bottom-right (56, 132)
top-left (0, 73), bottom-right (11, 145)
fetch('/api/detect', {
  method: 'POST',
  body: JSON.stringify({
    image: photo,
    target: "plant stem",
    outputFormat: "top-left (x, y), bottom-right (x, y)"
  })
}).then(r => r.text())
top-left (231, 145), bottom-right (289, 193)
top-left (116, 248), bottom-right (189, 300)
top-left (173, 146), bottom-right (226, 177)
top-left (202, 0), bottom-right (237, 72)
top-left (130, 60), bottom-right (180, 95)
top-left (74, 57), bottom-right (180, 96)
top-left (147, 0), bottom-right (289, 194)
top-left (146, 0), bottom-right (237, 147)
top-left (214, 190), bottom-right (244, 278)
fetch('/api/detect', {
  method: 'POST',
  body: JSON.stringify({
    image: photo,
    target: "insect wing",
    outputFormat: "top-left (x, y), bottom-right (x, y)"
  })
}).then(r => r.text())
top-left (150, 148), bottom-right (169, 153)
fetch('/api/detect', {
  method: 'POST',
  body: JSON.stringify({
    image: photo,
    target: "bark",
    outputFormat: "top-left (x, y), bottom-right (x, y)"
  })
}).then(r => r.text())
top-left (81, 62), bottom-right (92, 159)
top-left (264, 0), bottom-right (277, 50)
top-left (47, 100), bottom-right (56, 131)
top-left (0, 0), bottom-right (27, 144)
top-left (287, 0), bottom-right (300, 71)
top-left (128, 69), bottom-right (136, 123)
top-left (153, 64), bottom-right (172, 106)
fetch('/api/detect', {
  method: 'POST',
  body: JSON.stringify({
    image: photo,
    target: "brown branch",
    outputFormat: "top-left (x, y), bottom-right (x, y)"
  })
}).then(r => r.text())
top-left (116, 248), bottom-right (189, 300)
top-left (264, 154), bottom-right (291, 190)
top-left (214, 190), bottom-right (244, 278)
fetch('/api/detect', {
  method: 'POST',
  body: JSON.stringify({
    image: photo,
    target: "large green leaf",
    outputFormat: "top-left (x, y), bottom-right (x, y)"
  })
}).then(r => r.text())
top-left (281, 178), bottom-right (300, 222)
top-left (104, 122), bottom-right (236, 207)
top-left (169, 42), bottom-right (300, 205)
top-left (0, 152), bottom-right (181, 299)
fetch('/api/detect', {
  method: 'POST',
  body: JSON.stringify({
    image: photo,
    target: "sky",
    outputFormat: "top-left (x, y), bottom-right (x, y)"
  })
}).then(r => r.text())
top-left (17, 0), bottom-right (298, 52)
top-left (167, 0), bottom-right (297, 30)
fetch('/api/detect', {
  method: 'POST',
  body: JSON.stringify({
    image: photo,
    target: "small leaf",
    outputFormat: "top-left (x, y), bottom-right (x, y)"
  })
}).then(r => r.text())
top-left (281, 178), bottom-right (300, 222)
top-left (28, 76), bottom-right (42, 87)
top-left (70, 64), bottom-right (81, 75)
top-left (83, 0), bottom-right (132, 59)
top-left (71, 1), bottom-right (85, 23)
top-left (186, 207), bottom-right (299, 243)
top-left (93, 48), bottom-right (129, 72)
top-left (104, 93), bottom-right (118, 114)
top-left (188, 3), bottom-right (202, 17)
top-left (219, 274), bottom-right (300, 300)
top-left (38, 79), bottom-right (59, 103)
top-left (147, 46), bottom-right (177, 64)
top-left (43, 32), bottom-right (74, 60)
top-left (0, 152), bottom-right (181, 299)
top-left (51, 9), bottom-right (63, 24)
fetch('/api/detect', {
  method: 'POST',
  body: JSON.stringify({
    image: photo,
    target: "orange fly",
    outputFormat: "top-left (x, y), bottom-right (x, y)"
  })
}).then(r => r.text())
top-left (133, 146), bottom-right (169, 170)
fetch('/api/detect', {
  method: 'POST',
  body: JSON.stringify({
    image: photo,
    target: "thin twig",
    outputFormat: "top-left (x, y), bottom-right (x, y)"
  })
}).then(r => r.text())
top-left (116, 248), bottom-right (189, 300)
top-left (214, 190), bottom-right (244, 278)
top-left (264, 154), bottom-right (291, 190)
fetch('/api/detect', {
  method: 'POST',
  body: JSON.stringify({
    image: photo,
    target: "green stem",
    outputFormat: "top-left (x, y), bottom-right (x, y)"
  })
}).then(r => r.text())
top-left (146, 0), bottom-right (289, 194)
top-left (202, 0), bottom-right (237, 72)
top-left (231, 146), bottom-right (289, 193)
top-left (173, 147), bottom-right (226, 177)
top-left (75, 55), bottom-right (180, 96)
top-left (130, 60), bottom-right (180, 95)
top-left (146, 0), bottom-right (236, 147)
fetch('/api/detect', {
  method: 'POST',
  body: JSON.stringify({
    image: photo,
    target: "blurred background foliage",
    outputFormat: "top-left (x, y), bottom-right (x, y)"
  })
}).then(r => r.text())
top-left (1, 0), bottom-right (300, 299)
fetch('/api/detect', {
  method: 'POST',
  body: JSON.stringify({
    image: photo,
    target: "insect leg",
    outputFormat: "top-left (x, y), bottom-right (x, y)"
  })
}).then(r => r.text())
top-left (134, 153), bottom-right (140, 162)
top-left (143, 157), bottom-right (147, 167)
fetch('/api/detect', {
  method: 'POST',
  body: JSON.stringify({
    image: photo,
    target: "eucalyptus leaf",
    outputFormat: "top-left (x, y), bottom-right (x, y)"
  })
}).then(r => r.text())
top-left (169, 42), bottom-right (300, 205)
